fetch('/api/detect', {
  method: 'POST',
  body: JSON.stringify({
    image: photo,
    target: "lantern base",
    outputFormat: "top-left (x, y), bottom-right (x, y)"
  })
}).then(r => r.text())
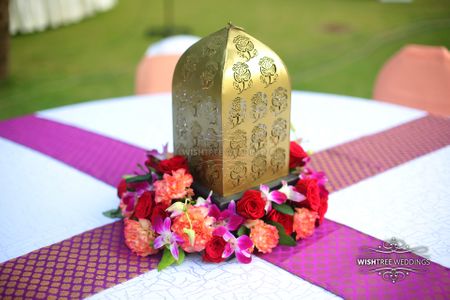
top-left (192, 173), bottom-right (300, 210)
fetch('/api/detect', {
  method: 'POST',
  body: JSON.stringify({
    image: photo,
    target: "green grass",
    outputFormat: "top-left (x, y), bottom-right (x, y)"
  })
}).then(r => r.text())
top-left (1, 0), bottom-right (449, 119)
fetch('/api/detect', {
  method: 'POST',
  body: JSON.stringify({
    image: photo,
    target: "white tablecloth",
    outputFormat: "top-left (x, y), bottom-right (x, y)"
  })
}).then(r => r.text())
top-left (1, 91), bottom-right (448, 299)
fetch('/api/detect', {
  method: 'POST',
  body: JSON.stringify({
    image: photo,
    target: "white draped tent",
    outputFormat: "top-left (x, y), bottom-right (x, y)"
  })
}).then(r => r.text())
top-left (9, 0), bottom-right (117, 35)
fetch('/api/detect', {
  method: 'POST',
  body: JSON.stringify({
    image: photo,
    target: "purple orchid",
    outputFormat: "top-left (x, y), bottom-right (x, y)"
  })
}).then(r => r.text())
top-left (278, 180), bottom-right (306, 203)
top-left (127, 180), bottom-right (152, 193)
top-left (209, 200), bottom-right (244, 231)
top-left (303, 168), bottom-right (328, 187)
top-left (121, 181), bottom-right (152, 215)
top-left (260, 184), bottom-right (287, 213)
top-left (194, 191), bottom-right (213, 209)
top-left (213, 226), bottom-right (253, 264)
top-left (153, 217), bottom-right (184, 260)
top-left (121, 192), bottom-right (137, 214)
top-left (147, 143), bottom-right (169, 160)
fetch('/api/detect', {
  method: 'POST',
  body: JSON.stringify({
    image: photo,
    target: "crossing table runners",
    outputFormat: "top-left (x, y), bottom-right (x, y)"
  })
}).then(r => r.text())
top-left (0, 113), bottom-right (449, 299)
top-left (308, 114), bottom-right (450, 192)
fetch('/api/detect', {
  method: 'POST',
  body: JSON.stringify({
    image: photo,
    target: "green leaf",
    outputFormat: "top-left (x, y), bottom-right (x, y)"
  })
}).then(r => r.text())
top-left (266, 220), bottom-right (296, 246)
top-left (176, 247), bottom-right (185, 265)
top-left (279, 233), bottom-right (297, 246)
top-left (102, 207), bottom-right (123, 219)
top-left (126, 174), bottom-right (152, 184)
top-left (237, 225), bottom-right (249, 237)
top-left (273, 203), bottom-right (295, 216)
top-left (158, 247), bottom-right (176, 271)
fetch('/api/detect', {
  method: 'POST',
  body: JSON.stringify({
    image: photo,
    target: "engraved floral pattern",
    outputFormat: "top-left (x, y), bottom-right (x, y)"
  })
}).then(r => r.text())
top-left (205, 128), bottom-right (220, 156)
top-left (172, 28), bottom-right (293, 194)
top-left (228, 97), bottom-right (246, 128)
top-left (259, 57), bottom-right (278, 87)
top-left (201, 61), bottom-right (219, 89)
top-left (251, 154), bottom-right (267, 180)
top-left (229, 161), bottom-right (247, 187)
top-left (271, 118), bottom-right (288, 145)
top-left (233, 35), bottom-right (257, 61)
top-left (227, 129), bottom-right (247, 159)
top-left (205, 160), bottom-right (220, 187)
top-left (270, 148), bottom-right (286, 173)
top-left (250, 124), bottom-right (268, 155)
top-left (200, 96), bottom-right (218, 126)
top-left (233, 62), bottom-right (253, 94)
top-left (251, 92), bottom-right (268, 122)
top-left (190, 91), bottom-right (203, 117)
top-left (202, 35), bottom-right (224, 57)
top-left (181, 54), bottom-right (198, 81)
top-left (271, 87), bottom-right (288, 115)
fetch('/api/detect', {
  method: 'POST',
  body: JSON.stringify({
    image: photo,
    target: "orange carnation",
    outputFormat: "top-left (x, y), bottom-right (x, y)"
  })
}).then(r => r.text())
top-left (154, 169), bottom-right (193, 207)
top-left (293, 208), bottom-right (318, 240)
top-left (124, 218), bottom-right (159, 257)
top-left (171, 206), bottom-right (214, 253)
top-left (249, 220), bottom-right (279, 254)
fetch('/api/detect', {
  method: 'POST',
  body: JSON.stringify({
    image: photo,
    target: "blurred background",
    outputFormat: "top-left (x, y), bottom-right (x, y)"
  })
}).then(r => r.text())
top-left (0, 0), bottom-right (449, 120)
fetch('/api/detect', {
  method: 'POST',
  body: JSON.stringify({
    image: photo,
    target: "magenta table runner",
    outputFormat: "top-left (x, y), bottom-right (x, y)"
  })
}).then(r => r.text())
top-left (308, 113), bottom-right (450, 193)
top-left (0, 222), bottom-right (160, 299)
top-left (259, 221), bottom-right (450, 299)
top-left (0, 115), bottom-right (145, 187)
top-left (1, 114), bottom-right (450, 299)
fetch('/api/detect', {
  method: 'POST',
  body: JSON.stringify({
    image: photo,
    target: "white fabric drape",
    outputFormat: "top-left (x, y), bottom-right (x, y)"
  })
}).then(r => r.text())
top-left (9, 0), bottom-right (117, 35)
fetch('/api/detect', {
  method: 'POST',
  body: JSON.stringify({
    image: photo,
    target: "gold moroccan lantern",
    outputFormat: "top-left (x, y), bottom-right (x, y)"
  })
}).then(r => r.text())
top-left (172, 23), bottom-right (292, 207)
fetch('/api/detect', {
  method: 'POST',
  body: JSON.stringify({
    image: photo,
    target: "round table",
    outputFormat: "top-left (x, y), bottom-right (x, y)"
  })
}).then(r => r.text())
top-left (0, 91), bottom-right (448, 299)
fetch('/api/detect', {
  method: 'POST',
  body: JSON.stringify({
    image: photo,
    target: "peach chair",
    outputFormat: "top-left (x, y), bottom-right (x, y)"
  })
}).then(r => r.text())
top-left (135, 35), bottom-right (200, 94)
top-left (373, 44), bottom-right (450, 116)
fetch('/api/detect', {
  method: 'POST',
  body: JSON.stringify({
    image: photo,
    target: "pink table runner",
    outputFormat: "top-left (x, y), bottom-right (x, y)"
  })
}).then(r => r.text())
top-left (308, 113), bottom-right (450, 192)
top-left (0, 114), bottom-right (449, 299)
top-left (0, 222), bottom-right (160, 299)
top-left (0, 115), bottom-right (145, 187)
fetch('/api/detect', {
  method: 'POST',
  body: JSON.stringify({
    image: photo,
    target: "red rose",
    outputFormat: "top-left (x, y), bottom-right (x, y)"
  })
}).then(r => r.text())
top-left (267, 209), bottom-right (294, 235)
top-left (203, 236), bottom-right (226, 263)
top-left (134, 191), bottom-right (153, 219)
top-left (237, 190), bottom-right (266, 219)
top-left (117, 179), bottom-right (128, 198)
top-left (157, 156), bottom-right (189, 174)
top-left (317, 186), bottom-right (329, 225)
top-left (295, 178), bottom-right (321, 212)
top-left (150, 203), bottom-right (168, 225)
top-left (289, 142), bottom-right (309, 169)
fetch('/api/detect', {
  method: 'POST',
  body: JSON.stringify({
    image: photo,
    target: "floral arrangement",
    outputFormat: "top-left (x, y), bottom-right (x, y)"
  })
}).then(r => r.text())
top-left (104, 141), bottom-right (329, 271)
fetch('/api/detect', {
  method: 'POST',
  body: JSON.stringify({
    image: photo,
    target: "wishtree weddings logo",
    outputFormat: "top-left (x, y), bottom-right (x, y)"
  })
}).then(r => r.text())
top-left (356, 238), bottom-right (431, 283)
